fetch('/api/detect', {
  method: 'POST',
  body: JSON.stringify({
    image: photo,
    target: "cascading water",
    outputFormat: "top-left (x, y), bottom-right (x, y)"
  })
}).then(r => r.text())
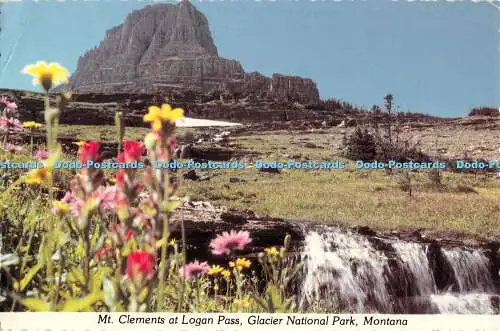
top-left (299, 231), bottom-right (391, 312)
top-left (392, 241), bottom-right (436, 296)
top-left (428, 247), bottom-right (498, 314)
top-left (440, 247), bottom-right (494, 292)
top-left (298, 229), bottom-right (499, 314)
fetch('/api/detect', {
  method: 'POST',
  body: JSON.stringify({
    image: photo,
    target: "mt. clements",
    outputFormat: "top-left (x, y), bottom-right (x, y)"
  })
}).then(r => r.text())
top-left (66, 0), bottom-right (320, 103)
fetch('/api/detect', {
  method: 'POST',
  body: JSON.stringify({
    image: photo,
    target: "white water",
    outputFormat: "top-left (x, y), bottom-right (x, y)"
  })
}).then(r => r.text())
top-left (430, 293), bottom-right (497, 314)
top-left (300, 231), bottom-right (391, 312)
top-left (392, 241), bottom-right (436, 296)
top-left (441, 247), bottom-right (495, 292)
top-left (299, 230), bottom-right (498, 314)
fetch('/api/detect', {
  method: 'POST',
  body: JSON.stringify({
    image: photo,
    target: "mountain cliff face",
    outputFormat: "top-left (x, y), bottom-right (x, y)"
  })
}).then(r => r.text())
top-left (67, 0), bottom-right (320, 103)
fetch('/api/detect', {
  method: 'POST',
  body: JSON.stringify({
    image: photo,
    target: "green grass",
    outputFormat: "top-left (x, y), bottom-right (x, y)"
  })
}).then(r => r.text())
top-left (3, 125), bottom-right (499, 240)
top-left (177, 167), bottom-right (500, 239)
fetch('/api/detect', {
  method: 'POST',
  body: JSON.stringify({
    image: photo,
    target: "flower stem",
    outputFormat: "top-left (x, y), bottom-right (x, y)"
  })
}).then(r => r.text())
top-left (156, 214), bottom-right (170, 311)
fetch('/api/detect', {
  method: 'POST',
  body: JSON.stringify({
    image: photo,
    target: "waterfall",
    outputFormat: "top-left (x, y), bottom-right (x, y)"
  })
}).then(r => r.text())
top-left (299, 231), bottom-right (391, 313)
top-left (297, 228), bottom-right (499, 314)
top-left (392, 241), bottom-right (436, 296)
top-left (441, 247), bottom-right (495, 292)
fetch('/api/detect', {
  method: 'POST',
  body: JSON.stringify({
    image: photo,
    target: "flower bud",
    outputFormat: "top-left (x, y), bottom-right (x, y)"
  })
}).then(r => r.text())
top-left (284, 234), bottom-right (291, 251)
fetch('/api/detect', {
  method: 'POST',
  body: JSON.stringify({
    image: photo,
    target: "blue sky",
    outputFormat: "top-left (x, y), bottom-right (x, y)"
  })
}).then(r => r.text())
top-left (0, 0), bottom-right (498, 117)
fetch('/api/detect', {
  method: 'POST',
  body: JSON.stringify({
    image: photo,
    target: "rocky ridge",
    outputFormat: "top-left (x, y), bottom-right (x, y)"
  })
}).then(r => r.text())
top-left (65, 0), bottom-right (320, 104)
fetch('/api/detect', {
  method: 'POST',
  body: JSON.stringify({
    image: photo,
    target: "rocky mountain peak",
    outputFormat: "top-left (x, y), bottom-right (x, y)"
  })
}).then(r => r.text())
top-left (67, 1), bottom-right (321, 103)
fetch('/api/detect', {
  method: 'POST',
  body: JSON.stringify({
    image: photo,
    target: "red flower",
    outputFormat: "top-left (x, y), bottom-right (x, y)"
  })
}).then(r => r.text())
top-left (167, 136), bottom-right (177, 152)
top-left (115, 170), bottom-right (126, 185)
top-left (125, 229), bottom-right (134, 241)
top-left (80, 141), bottom-right (102, 163)
top-left (126, 251), bottom-right (155, 280)
top-left (122, 140), bottom-right (144, 162)
top-left (95, 246), bottom-right (113, 261)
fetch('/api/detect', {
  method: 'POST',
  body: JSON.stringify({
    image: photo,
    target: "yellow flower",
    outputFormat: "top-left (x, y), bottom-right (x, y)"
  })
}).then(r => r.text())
top-left (169, 239), bottom-right (176, 247)
top-left (265, 246), bottom-right (279, 257)
top-left (229, 258), bottom-right (251, 271)
top-left (208, 264), bottom-right (225, 276)
top-left (221, 269), bottom-right (231, 278)
top-left (52, 201), bottom-right (70, 214)
top-left (233, 298), bottom-right (251, 308)
top-left (25, 168), bottom-right (51, 186)
top-left (143, 104), bottom-right (184, 131)
top-left (22, 61), bottom-right (69, 91)
top-left (23, 121), bottom-right (42, 129)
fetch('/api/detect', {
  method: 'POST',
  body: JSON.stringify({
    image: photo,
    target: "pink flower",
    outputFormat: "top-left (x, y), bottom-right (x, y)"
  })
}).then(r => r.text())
top-left (97, 185), bottom-right (120, 212)
top-left (179, 261), bottom-right (209, 280)
top-left (61, 190), bottom-right (84, 217)
top-left (34, 149), bottom-right (49, 160)
top-left (0, 96), bottom-right (16, 110)
top-left (0, 117), bottom-right (22, 130)
top-left (209, 230), bottom-right (252, 256)
top-left (3, 143), bottom-right (22, 153)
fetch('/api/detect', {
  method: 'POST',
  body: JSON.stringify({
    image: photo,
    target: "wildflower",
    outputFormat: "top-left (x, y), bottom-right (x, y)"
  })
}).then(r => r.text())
top-left (34, 149), bottom-right (49, 160)
top-left (126, 251), bottom-right (155, 280)
top-left (0, 97), bottom-right (17, 110)
top-left (209, 230), bottom-right (252, 255)
top-left (60, 190), bottom-right (84, 217)
top-left (167, 136), bottom-right (176, 151)
top-left (125, 230), bottom-right (134, 242)
top-left (169, 239), bottom-right (176, 247)
top-left (95, 246), bottom-right (113, 261)
top-left (221, 269), bottom-right (231, 278)
top-left (23, 121), bottom-right (42, 129)
top-left (22, 61), bottom-right (69, 91)
top-left (229, 258), bottom-right (251, 271)
top-left (233, 298), bottom-right (251, 309)
top-left (51, 200), bottom-right (71, 215)
top-left (79, 141), bottom-right (102, 164)
top-left (265, 246), bottom-right (279, 257)
top-left (96, 185), bottom-right (120, 212)
top-left (3, 143), bottom-right (22, 153)
top-left (118, 140), bottom-right (144, 163)
top-left (179, 260), bottom-right (209, 280)
top-left (143, 104), bottom-right (184, 131)
top-left (207, 264), bottom-right (225, 276)
top-left (25, 167), bottom-right (51, 185)
top-left (0, 117), bottom-right (22, 130)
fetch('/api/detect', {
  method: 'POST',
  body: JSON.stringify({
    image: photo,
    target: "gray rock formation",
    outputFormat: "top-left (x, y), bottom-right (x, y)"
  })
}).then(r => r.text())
top-left (67, 0), bottom-right (320, 103)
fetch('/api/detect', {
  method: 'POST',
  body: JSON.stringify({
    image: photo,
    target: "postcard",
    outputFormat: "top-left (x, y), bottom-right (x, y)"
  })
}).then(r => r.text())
top-left (0, 1), bottom-right (499, 330)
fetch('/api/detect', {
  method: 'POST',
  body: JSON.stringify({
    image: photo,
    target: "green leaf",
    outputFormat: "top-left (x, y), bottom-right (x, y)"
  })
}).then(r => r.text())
top-left (67, 268), bottom-right (85, 285)
top-left (21, 298), bottom-right (50, 312)
top-left (161, 199), bottom-right (183, 213)
top-left (19, 263), bottom-right (42, 291)
top-left (138, 287), bottom-right (148, 303)
top-left (61, 291), bottom-right (103, 312)
top-left (89, 267), bottom-right (112, 293)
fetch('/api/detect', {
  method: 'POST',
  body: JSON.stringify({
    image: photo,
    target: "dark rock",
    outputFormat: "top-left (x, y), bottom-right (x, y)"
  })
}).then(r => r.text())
top-left (61, 1), bottom-right (320, 104)
top-left (183, 170), bottom-right (200, 181)
top-left (229, 177), bottom-right (246, 183)
top-left (259, 167), bottom-right (281, 174)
